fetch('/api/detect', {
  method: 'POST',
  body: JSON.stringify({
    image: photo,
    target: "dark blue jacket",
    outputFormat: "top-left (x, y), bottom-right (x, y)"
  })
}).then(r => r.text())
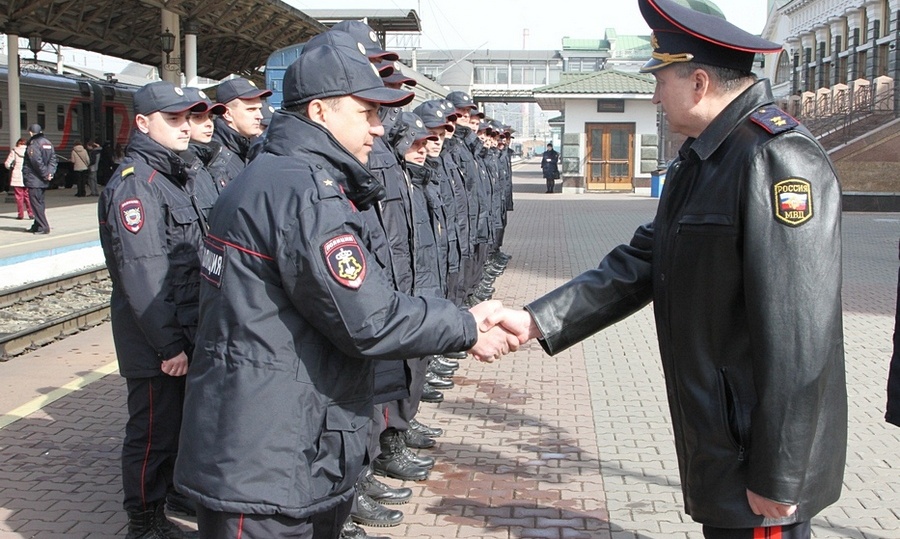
top-left (22, 133), bottom-right (57, 188)
top-left (175, 111), bottom-right (477, 519)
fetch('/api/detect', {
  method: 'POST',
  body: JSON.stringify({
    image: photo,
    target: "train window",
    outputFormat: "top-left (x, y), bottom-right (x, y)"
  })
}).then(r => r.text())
top-left (57, 105), bottom-right (65, 131)
top-left (37, 104), bottom-right (46, 131)
top-left (20, 102), bottom-right (26, 129)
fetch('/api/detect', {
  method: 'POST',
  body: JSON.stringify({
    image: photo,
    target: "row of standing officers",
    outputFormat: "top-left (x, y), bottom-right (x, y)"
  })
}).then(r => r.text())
top-left (98, 19), bottom-right (520, 539)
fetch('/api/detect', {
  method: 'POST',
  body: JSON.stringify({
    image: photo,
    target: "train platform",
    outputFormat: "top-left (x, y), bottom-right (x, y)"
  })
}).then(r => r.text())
top-left (0, 160), bottom-right (898, 539)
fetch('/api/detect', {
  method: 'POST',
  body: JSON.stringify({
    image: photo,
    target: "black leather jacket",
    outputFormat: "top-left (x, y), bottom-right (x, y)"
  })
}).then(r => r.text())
top-left (526, 80), bottom-right (846, 528)
top-left (175, 110), bottom-right (477, 519)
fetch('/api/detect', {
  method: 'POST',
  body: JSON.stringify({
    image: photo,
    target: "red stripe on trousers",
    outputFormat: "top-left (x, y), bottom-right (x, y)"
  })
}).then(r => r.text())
top-left (237, 514), bottom-right (244, 539)
top-left (139, 383), bottom-right (154, 510)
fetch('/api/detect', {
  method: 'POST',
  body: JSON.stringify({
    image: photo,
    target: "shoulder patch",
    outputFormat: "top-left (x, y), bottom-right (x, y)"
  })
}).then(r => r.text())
top-left (773, 178), bottom-right (813, 226)
top-left (750, 107), bottom-right (799, 135)
top-left (120, 198), bottom-right (145, 233)
top-left (322, 234), bottom-right (367, 289)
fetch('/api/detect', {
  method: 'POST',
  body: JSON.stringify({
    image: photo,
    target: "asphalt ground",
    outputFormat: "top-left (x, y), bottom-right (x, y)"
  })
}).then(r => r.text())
top-left (0, 159), bottom-right (897, 538)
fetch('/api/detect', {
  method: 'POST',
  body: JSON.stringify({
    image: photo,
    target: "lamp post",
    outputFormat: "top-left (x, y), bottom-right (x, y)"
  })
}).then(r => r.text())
top-left (160, 28), bottom-right (178, 74)
top-left (28, 34), bottom-right (41, 63)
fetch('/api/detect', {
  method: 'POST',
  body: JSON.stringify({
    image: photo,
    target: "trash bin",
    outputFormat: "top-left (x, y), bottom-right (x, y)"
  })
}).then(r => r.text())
top-left (650, 168), bottom-right (667, 198)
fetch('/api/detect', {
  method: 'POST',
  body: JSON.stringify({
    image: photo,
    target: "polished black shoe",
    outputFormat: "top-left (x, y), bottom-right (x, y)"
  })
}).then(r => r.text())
top-left (433, 356), bottom-right (459, 370)
top-left (25, 225), bottom-right (38, 233)
top-left (361, 469), bottom-right (412, 505)
top-left (443, 351), bottom-right (467, 360)
top-left (401, 444), bottom-right (435, 469)
top-left (340, 519), bottom-right (390, 539)
top-left (32, 230), bottom-right (50, 235)
top-left (373, 429), bottom-right (430, 481)
top-left (428, 363), bottom-right (456, 378)
top-left (402, 428), bottom-right (435, 449)
top-left (420, 384), bottom-right (444, 403)
top-left (409, 418), bottom-right (444, 438)
top-left (351, 490), bottom-right (403, 527)
top-left (425, 371), bottom-right (454, 389)
top-left (165, 491), bottom-right (196, 517)
top-left (464, 295), bottom-right (481, 307)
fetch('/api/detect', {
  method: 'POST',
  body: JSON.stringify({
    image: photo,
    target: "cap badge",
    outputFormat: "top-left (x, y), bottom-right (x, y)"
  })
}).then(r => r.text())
top-left (357, 42), bottom-right (366, 55)
top-left (368, 31), bottom-right (378, 44)
top-left (174, 87), bottom-right (184, 96)
top-left (199, 90), bottom-right (208, 99)
top-left (436, 111), bottom-right (443, 117)
top-left (323, 234), bottom-right (367, 289)
top-left (773, 178), bottom-right (813, 227)
top-left (415, 119), bottom-right (423, 128)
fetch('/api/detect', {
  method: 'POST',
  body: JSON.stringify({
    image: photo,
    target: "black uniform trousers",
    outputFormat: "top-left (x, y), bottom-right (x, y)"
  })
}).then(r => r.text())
top-left (122, 375), bottom-right (185, 511)
top-left (703, 522), bottom-right (810, 539)
top-left (28, 187), bottom-right (49, 233)
top-left (197, 498), bottom-right (353, 539)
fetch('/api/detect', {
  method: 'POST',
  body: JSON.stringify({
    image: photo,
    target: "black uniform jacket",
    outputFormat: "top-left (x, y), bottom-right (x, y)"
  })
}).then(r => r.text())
top-left (174, 110), bottom-right (478, 519)
top-left (98, 131), bottom-right (215, 378)
top-left (211, 117), bottom-right (252, 183)
top-left (186, 140), bottom-right (234, 194)
top-left (526, 80), bottom-right (847, 528)
top-left (23, 133), bottom-right (58, 188)
top-left (885, 240), bottom-right (900, 427)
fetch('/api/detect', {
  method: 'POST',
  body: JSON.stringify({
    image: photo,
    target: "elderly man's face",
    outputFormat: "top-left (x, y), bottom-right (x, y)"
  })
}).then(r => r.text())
top-left (651, 66), bottom-right (702, 137)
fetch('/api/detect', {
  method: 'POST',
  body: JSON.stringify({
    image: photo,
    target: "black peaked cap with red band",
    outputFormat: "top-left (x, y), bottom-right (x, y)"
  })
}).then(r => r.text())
top-left (639, 0), bottom-right (781, 74)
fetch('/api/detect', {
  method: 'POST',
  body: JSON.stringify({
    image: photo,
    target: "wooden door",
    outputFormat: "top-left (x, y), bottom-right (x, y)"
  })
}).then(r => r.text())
top-left (586, 123), bottom-right (634, 190)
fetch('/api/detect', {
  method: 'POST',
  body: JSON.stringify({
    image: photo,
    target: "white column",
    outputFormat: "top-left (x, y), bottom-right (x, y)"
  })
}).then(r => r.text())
top-left (184, 19), bottom-right (198, 88)
top-left (7, 33), bottom-right (21, 145)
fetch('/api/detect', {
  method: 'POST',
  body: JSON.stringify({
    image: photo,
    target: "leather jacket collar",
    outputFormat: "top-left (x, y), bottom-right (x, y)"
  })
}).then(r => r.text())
top-left (686, 79), bottom-right (775, 161)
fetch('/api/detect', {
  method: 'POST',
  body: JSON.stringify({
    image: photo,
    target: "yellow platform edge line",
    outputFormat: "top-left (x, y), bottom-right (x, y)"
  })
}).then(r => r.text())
top-left (0, 360), bottom-right (119, 430)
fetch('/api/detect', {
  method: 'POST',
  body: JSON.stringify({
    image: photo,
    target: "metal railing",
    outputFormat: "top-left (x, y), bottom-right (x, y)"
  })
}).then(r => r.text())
top-left (791, 80), bottom-right (897, 149)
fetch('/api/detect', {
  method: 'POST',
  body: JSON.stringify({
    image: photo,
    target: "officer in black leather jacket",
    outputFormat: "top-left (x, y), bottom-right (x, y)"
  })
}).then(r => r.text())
top-left (487, 2), bottom-right (846, 538)
top-left (174, 45), bottom-right (515, 539)
top-left (99, 81), bottom-right (213, 539)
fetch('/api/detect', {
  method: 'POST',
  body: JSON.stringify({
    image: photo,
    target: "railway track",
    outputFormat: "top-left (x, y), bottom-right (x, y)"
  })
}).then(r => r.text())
top-left (0, 266), bottom-right (111, 360)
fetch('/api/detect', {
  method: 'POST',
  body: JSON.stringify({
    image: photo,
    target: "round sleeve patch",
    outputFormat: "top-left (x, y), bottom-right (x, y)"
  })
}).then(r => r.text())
top-left (323, 234), bottom-right (367, 289)
top-left (120, 198), bottom-right (145, 234)
top-left (773, 178), bottom-right (813, 227)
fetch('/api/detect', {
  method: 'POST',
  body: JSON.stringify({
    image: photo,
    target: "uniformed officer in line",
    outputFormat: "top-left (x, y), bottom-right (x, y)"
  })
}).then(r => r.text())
top-left (22, 123), bottom-right (57, 234)
top-left (181, 87), bottom-right (233, 194)
top-left (174, 44), bottom-right (519, 539)
top-left (210, 77), bottom-right (272, 181)
top-left (487, 1), bottom-right (846, 538)
top-left (99, 81), bottom-right (212, 539)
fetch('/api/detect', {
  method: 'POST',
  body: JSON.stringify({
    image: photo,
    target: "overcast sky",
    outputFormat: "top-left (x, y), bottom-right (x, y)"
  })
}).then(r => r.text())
top-left (288, 0), bottom-right (770, 51)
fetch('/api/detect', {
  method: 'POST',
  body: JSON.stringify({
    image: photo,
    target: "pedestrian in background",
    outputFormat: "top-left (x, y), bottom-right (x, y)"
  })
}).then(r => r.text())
top-left (487, 1), bottom-right (846, 538)
top-left (71, 141), bottom-right (90, 197)
top-left (540, 142), bottom-right (559, 193)
top-left (22, 124), bottom-right (57, 235)
top-left (5, 138), bottom-right (33, 220)
top-left (886, 239), bottom-right (900, 427)
top-left (86, 141), bottom-right (101, 196)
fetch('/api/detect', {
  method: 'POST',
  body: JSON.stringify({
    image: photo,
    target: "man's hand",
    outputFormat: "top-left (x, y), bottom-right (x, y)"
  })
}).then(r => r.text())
top-left (482, 307), bottom-right (541, 345)
top-left (161, 351), bottom-right (189, 377)
top-left (467, 300), bottom-right (520, 362)
top-left (746, 489), bottom-right (797, 519)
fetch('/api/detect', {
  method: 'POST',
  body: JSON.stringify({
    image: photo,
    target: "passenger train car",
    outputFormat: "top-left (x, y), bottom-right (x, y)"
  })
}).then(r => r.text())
top-left (0, 66), bottom-right (138, 186)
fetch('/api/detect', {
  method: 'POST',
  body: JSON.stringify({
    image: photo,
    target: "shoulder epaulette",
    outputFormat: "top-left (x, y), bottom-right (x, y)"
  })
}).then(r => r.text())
top-left (749, 106), bottom-right (799, 135)
top-left (312, 166), bottom-right (343, 200)
top-left (121, 166), bottom-right (135, 178)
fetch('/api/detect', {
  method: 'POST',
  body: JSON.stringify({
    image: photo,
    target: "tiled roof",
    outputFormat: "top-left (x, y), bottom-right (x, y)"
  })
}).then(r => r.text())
top-left (533, 69), bottom-right (656, 95)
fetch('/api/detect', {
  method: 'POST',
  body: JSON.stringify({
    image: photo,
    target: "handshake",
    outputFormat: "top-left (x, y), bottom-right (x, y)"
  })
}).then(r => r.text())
top-left (466, 300), bottom-right (542, 363)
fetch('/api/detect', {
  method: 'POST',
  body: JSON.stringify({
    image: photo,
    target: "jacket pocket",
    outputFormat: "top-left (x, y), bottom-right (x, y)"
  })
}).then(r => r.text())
top-left (676, 213), bottom-right (736, 235)
top-left (307, 400), bottom-right (370, 501)
top-left (718, 368), bottom-right (748, 461)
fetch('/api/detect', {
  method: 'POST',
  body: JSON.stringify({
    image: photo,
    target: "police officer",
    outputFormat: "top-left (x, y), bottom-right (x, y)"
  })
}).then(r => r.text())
top-left (22, 124), bottom-right (57, 234)
top-left (181, 87), bottom-right (233, 193)
top-left (488, 1), bottom-right (846, 538)
top-left (211, 77), bottom-right (272, 181)
top-left (174, 44), bottom-right (517, 539)
top-left (541, 143), bottom-right (560, 193)
top-left (99, 81), bottom-right (212, 539)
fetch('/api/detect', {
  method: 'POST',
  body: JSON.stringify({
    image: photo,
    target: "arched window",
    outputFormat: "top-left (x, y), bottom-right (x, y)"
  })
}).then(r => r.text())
top-left (775, 50), bottom-right (792, 85)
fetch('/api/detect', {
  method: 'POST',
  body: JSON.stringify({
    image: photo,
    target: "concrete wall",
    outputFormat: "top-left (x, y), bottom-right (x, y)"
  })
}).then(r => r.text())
top-left (830, 118), bottom-right (900, 193)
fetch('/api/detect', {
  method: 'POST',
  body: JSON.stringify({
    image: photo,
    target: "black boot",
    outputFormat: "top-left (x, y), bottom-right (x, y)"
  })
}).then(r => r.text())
top-left (443, 351), bottom-right (467, 360)
top-left (428, 362), bottom-right (456, 378)
top-left (373, 429), bottom-right (430, 481)
top-left (351, 488), bottom-right (404, 527)
top-left (425, 370), bottom-right (454, 389)
top-left (153, 503), bottom-right (198, 538)
top-left (402, 428), bottom-right (435, 449)
top-left (340, 519), bottom-right (390, 539)
top-left (420, 383), bottom-right (444, 403)
top-left (125, 507), bottom-right (167, 539)
top-left (436, 354), bottom-right (462, 366)
top-left (360, 465), bottom-right (412, 505)
top-left (399, 437), bottom-right (435, 469)
top-left (409, 418), bottom-right (444, 437)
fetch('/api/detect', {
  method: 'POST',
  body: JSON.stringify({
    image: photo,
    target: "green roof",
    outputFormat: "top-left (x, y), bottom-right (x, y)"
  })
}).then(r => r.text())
top-left (612, 35), bottom-right (652, 57)
top-left (561, 38), bottom-right (610, 51)
top-left (533, 69), bottom-right (656, 95)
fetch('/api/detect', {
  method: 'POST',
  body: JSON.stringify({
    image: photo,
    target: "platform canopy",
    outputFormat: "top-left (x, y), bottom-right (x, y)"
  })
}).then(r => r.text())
top-left (303, 9), bottom-right (421, 39)
top-left (0, 0), bottom-right (327, 81)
